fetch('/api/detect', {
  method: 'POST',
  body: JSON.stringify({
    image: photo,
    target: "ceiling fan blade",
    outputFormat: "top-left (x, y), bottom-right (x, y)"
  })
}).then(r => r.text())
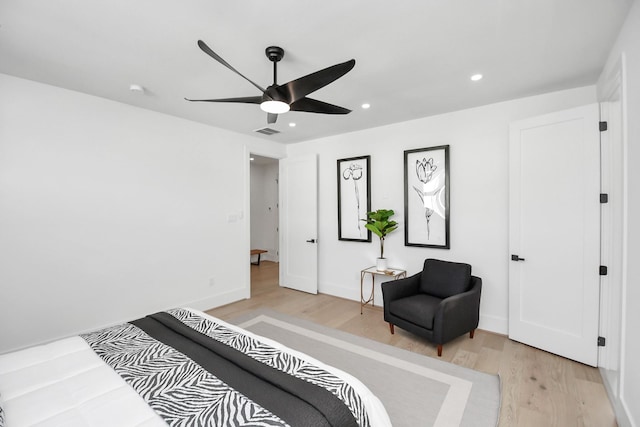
top-left (184, 96), bottom-right (262, 104)
top-left (197, 40), bottom-right (266, 93)
top-left (280, 59), bottom-right (355, 103)
top-left (290, 97), bottom-right (351, 114)
top-left (267, 113), bottom-right (278, 124)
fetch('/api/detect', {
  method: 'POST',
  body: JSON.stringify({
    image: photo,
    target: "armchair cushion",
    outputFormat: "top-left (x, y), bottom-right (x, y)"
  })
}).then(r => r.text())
top-left (420, 259), bottom-right (471, 299)
top-left (389, 294), bottom-right (442, 330)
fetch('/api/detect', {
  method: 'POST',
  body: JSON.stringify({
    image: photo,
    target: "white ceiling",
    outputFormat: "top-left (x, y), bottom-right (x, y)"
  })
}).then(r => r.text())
top-left (0, 1), bottom-right (633, 144)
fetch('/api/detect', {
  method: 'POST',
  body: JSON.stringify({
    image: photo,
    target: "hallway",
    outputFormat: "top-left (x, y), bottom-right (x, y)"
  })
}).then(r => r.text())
top-left (250, 260), bottom-right (279, 297)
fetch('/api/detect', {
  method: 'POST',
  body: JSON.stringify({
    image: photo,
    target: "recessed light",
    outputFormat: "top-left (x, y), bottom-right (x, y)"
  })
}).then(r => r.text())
top-left (470, 74), bottom-right (483, 82)
top-left (250, 157), bottom-right (255, 161)
top-left (361, 103), bottom-right (371, 109)
top-left (129, 84), bottom-right (145, 93)
top-left (289, 122), bottom-right (296, 127)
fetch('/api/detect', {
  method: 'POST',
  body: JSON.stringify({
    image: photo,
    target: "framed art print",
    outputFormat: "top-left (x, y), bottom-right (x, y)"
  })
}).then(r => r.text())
top-left (337, 155), bottom-right (371, 242)
top-left (404, 145), bottom-right (450, 248)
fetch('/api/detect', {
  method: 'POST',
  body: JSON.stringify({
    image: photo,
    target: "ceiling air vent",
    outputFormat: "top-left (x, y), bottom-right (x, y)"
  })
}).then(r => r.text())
top-left (254, 127), bottom-right (280, 136)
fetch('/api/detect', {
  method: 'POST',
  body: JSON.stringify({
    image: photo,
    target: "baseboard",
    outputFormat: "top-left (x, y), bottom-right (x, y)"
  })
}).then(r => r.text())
top-left (600, 368), bottom-right (635, 427)
top-left (619, 398), bottom-right (636, 427)
top-left (479, 314), bottom-right (508, 335)
top-left (319, 281), bottom-right (362, 304)
top-left (321, 282), bottom-right (510, 333)
top-left (250, 250), bottom-right (278, 264)
top-left (184, 287), bottom-right (249, 312)
top-left (261, 253), bottom-right (278, 263)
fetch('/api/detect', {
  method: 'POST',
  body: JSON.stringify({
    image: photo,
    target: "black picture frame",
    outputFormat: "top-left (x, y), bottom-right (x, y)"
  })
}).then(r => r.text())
top-left (337, 155), bottom-right (371, 242)
top-left (404, 145), bottom-right (450, 249)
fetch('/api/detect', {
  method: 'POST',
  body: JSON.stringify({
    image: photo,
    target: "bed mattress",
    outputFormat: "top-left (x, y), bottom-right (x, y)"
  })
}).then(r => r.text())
top-left (0, 308), bottom-right (391, 427)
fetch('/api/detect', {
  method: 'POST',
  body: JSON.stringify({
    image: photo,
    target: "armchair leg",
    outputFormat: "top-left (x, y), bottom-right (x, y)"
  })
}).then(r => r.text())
top-left (470, 329), bottom-right (475, 339)
top-left (389, 323), bottom-right (395, 334)
top-left (437, 345), bottom-right (443, 357)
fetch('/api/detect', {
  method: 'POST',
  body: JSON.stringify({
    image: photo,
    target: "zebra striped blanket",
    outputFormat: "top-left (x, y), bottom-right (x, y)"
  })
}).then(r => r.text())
top-left (81, 308), bottom-right (380, 427)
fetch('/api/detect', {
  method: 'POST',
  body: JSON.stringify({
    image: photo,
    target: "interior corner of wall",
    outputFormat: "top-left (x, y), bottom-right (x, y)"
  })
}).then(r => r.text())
top-left (479, 313), bottom-right (508, 335)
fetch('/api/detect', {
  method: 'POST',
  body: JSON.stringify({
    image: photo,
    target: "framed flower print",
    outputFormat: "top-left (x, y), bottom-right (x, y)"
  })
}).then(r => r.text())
top-left (337, 155), bottom-right (371, 242)
top-left (404, 145), bottom-right (450, 249)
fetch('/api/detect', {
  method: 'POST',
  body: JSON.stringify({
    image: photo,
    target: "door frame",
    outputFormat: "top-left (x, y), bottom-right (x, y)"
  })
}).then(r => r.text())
top-left (278, 154), bottom-right (319, 294)
top-left (244, 147), bottom-right (284, 299)
top-left (249, 153), bottom-right (281, 262)
top-left (597, 53), bottom-right (628, 398)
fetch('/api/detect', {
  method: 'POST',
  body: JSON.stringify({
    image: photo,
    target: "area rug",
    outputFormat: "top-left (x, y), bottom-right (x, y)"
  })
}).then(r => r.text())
top-left (229, 309), bottom-right (500, 427)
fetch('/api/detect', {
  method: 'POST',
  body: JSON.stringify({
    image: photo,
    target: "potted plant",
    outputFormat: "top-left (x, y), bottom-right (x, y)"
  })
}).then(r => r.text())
top-left (363, 209), bottom-right (398, 271)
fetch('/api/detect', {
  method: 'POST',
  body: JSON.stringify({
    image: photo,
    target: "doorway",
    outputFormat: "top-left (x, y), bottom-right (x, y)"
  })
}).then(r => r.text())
top-left (249, 154), bottom-right (280, 294)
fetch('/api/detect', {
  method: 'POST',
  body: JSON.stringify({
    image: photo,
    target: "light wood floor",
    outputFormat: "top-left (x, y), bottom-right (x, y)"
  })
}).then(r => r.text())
top-left (206, 261), bottom-right (617, 427)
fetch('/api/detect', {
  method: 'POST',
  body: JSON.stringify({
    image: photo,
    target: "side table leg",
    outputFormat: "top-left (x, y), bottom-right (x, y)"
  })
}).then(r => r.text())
top-left (371, 274), bottom-right (375, 307)
top-left (360, 271), bottom-right (365, 314)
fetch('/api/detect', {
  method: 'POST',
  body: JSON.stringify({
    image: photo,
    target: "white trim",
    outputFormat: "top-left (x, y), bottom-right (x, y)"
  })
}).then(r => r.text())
top-left (479, 314), bottom-right (508, 335)
top-left (600, 367), bottom-right (634, 427)
top-left (246, 148), bottom-right (285, 298)
top-left (183, 287), bottom-right (249, 312)
top-left (596, 52), bottom-right (632, 427)
top-left (597, 63), bottom-right (624, 373)
top-left (618, 51), bottom-right (631, 427)
top-left (318, 281), bottom-right (509, 335)
top-left (243, 145), bottom-right (252, 300)
top-left (319, 280), bottom-right (363, 303)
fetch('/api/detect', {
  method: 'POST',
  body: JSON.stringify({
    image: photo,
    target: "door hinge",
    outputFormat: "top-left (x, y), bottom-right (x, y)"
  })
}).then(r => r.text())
top-left (598, 336), bottom-right (606, 347)
top-left (600, 266), bottom-right (608, 276)
top-left (599, 121), bottom-right (608, 132)
top-left (600, 193), bottom-right (609, 203)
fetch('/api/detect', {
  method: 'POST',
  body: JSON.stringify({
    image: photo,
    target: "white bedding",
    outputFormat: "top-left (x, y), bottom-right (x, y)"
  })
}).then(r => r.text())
top-left (0, 308), bottom-right (391, 427)
top-left (0, 336), bottom-right (166, 426)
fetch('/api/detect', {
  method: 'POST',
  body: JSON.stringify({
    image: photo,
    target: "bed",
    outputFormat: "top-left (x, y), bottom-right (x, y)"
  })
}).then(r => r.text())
top-left (0, 308), bottom-right (391, 427)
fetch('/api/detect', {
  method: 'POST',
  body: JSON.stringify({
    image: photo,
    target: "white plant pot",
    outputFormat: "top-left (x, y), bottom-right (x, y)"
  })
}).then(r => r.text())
top-left (376, 258), bottom-right (388, 271)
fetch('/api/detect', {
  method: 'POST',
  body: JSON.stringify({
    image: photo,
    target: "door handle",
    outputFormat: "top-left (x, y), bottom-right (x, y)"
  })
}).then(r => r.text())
top-left (306, 239), bottom-right (316, 243)
top-left (511, 254), bottom-right (526, 261)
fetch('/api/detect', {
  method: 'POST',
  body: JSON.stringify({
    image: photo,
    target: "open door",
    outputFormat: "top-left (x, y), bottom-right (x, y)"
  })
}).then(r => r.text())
top-left (509, 104), bottom-right (600, 366)
top-left (279, 154), bottom-right (318, 294)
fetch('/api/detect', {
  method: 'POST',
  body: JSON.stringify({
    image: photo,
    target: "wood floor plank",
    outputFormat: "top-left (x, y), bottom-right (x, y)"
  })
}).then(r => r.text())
top-left (206, 261), bottom-right (617, 427)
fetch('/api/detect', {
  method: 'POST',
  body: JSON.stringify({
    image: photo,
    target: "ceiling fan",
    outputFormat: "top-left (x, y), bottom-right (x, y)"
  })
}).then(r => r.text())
top-left (185, 40), bottom-right (356, 124)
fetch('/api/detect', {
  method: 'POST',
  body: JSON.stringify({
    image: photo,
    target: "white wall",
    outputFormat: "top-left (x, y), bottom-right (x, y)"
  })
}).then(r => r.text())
top-left (287, 85), bottom-right (597, 334)
top-left (597, 1), bottom-right (640, 425)
top-left (0, 74), bottom-right (285, 353)
top-left (250, 161), bottom-right (279, 262)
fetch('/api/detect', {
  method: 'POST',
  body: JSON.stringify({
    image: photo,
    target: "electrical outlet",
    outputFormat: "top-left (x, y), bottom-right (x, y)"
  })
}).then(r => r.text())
top-left (209, 278), bottom-right (215, 287)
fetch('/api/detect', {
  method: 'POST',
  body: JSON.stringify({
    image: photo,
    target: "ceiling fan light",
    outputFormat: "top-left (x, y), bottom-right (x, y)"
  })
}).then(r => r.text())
top-left (260, 100), bottom-right (290, 114)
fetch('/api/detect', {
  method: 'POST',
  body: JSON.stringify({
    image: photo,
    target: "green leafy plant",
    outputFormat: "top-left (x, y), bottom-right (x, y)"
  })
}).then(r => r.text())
top-left (363, 209), bottom-right (398, 259)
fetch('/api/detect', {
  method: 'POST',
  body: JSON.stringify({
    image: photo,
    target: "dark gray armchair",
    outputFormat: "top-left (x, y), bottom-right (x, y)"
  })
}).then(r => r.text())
top-left (382, 258), bottom-right (482, 357)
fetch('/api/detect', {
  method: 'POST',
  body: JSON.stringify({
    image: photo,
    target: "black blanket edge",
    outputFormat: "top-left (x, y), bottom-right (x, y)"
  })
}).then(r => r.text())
top-left (132, 311), bottom-right (359, 427)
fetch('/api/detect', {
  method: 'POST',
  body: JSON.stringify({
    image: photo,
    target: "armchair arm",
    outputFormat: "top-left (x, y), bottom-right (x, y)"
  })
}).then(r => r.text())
top-left (382, 272), bottom-right (421, 303)
top-left (433, 276), bottom-right (482, 344)
top-left (382, 272), bottom-right (421, 320)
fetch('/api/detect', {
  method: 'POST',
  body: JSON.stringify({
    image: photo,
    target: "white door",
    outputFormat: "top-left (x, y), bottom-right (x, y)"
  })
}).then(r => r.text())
top-left (279, 154), bottom-right (318, 294)
top-left (509, 104), bottom-right (600, 367)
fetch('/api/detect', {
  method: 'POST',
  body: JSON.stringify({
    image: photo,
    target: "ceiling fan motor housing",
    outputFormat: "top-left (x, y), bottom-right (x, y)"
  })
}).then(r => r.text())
top-left (265, 46), bottom-right (285, 62)
top-left (264, 85), bottom-right (289, 103)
